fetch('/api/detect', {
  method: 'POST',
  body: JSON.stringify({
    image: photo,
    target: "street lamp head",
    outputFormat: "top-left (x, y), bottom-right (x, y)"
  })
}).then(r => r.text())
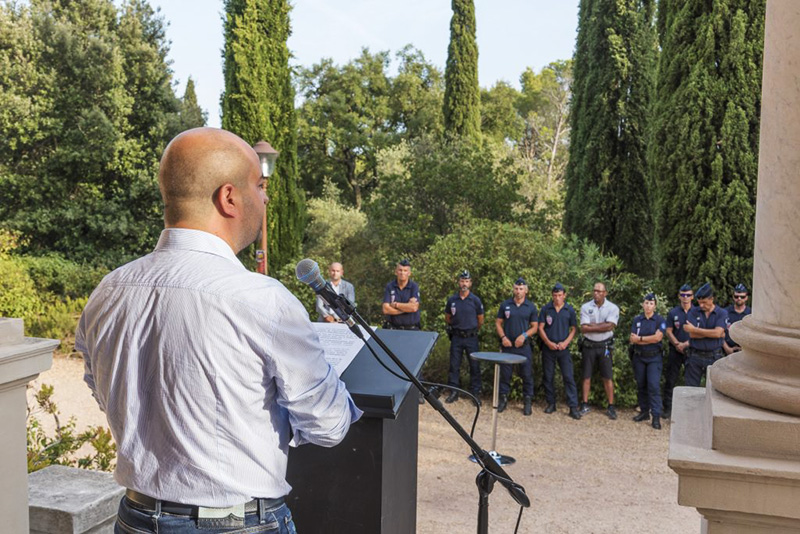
top-left (252, 140), bottom-right (279, 177)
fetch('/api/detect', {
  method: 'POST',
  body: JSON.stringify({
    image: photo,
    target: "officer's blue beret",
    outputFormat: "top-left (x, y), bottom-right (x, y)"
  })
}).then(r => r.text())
top-left (514, 277), bottom-right (527, 286)
top-left (397, 258), bottom-right (411, 267)
top-left (552, 282), bottom-right (565, 292)
top-left (734, 283), bottom-right (748, 293)
top-left (679, 283), bottom-right (692, 292)
top-left (459, 270), bottom-right (471, 279)
top-left (696, 283), bottom-right (714, 299)
top-left (643, 292), bottom-right (656, 302)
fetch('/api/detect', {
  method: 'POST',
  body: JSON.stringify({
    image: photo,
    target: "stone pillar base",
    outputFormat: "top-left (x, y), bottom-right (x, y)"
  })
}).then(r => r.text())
top-left (668, 373), bottom-right (800, 532)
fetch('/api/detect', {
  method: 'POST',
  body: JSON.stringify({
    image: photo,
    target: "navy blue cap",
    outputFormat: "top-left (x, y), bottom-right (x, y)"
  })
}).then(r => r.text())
top-left (643, 292), bottom-right (656, 302)
top-left (514, 277), bottom-right (527, 286)
top-left (734, 283), bottom-right (748, 293)
top-left (397, 259), bottom-right (411, 267)
top-left (552, 282), bottom-right (565, 292)
top-left (679, 283), bottom-right (692, 292)
top-left (459, 270), bottom-right (471, 279)
top-left (696, 283), bottom-right (714, 299)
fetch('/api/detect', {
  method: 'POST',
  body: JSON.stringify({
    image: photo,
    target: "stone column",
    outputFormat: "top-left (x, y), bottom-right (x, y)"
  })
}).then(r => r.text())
top-left (711, 0), bottom-right (800, 416)
top-left (0, 318), bottom-right (57, 533)
top-left (669, 2), bottom-right (800, 532)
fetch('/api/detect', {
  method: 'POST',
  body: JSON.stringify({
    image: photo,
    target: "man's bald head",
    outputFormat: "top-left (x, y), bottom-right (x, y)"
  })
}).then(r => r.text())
top-left (159, 128), bottom-right (261, 226)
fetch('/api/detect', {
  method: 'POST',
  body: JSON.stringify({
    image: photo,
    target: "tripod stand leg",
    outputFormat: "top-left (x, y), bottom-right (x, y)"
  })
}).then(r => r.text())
top-left (476, 469), bottom-right (496, 534)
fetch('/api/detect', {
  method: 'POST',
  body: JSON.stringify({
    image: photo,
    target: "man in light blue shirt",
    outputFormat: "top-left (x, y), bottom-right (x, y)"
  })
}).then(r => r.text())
top-left (76, 128), bottom-right (361, 533)
top-left (316, 262), bottom-right (356, 322)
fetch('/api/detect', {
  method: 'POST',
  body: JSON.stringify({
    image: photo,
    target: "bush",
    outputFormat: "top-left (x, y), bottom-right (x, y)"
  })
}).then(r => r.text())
top-left (20, 255), bottom-right (107, 299)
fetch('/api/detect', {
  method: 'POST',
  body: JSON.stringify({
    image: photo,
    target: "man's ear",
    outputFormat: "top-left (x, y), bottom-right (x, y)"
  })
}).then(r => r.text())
top-left (214, 183), bottom-right (238, 218)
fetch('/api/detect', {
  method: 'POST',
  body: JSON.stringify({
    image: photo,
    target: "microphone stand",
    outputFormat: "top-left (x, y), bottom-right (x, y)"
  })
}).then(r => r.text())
top-left (329, 294), bottom-right (530, 534)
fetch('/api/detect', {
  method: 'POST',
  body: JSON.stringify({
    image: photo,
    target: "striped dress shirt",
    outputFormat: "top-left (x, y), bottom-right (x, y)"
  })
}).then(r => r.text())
top-left (76, 228), bottom-right (361, 507)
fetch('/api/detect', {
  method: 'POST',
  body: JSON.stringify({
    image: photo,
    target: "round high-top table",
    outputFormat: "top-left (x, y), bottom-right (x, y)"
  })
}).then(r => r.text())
top-left (468, 351), bottom-right (527, 466)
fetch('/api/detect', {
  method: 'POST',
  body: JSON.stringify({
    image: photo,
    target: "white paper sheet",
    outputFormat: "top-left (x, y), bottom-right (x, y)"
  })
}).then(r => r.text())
top-left (311, 322), bottom-right (370, 376)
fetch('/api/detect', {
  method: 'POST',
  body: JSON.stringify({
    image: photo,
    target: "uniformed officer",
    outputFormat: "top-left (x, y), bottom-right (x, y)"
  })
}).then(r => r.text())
top-left (684, 283), bottom-right (729, 387)
top-left (381, 259), bottom-right (421, 330)
top-left (723, 283), bottom-right (751, 355)
top-left (444, 270), bottom-right (485, 404)
top-left (629, 293), bottom-right (667, 430)
top-left (538, 282), bottom-right (581, 420)
top-left (578, 282), bottom-right (620, 420)
top-left (662, 284), bottom-right (693, 419)
top-left (495, 277), bottom-right (538, 415)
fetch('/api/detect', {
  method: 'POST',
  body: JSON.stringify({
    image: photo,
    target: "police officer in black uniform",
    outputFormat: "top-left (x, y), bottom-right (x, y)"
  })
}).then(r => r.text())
top-left (381, 259), bottom-right (421, 330)
top-left (444, 270), bottom-right (485, 404)
top-left (629, 293), bottom-right (667, 430)
top-left (538, 282), bottom-right (581, 420)
top-left (684, 283), bottom-right (730, 387)
top-left (662, 284), bottom-right (693, 419)
top-left (495, 277), bottom-right (538, 415)
top-left (723, 283), bottom-right (751, 355)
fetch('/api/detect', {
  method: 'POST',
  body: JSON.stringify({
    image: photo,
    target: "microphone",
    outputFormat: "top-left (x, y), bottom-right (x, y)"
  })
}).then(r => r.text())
top-left (296, 259), bottom-right (355, 326)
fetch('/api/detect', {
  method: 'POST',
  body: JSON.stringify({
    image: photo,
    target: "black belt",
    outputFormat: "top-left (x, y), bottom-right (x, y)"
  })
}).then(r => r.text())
top-left (453, 329), bottom-right (478, 338)
top-left (125, 489), bottom-right (284, 517)
top-left (583, 338), bottom-right (612, 348)
top-left (691, 349), bottom-right (723, 358)
top-left (383, 323), bottom-right (421, 330)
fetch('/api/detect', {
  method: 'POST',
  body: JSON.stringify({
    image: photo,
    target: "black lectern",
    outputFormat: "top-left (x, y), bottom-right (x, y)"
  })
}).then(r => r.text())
top-left (286, 329), bottom-right (437, 534)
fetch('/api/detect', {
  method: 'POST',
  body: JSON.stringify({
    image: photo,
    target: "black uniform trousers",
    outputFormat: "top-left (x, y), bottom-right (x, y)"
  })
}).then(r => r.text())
top-left (498, 345), bottom-right (534, 398)
top-left (662, 345), bottom-right (686, 412)
top-left (541, 348), bottom-right (578, 407)
top-left (448, 334), bottom-right (481, 393)
top-left (633, 349), bottom-right (663, 417)
top-left (685, 348), bottom-right (724, 387)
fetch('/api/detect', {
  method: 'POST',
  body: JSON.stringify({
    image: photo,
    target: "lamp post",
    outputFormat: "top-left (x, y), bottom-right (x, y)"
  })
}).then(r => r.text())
top-left (252, 140), bottom-right (279, 275)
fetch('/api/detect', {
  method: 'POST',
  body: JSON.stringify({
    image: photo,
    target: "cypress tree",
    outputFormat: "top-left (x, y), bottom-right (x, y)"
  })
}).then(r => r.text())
top-left (563, 0), bottom-right (657, 276)
top-left (650, 0), bottom-right (764, 292)
top-left (221, 0), bottom-right (303, 270)
top-left (442, 0), bottom-right (480, 138)
top-left (179, 77), bottom-right (207, 128)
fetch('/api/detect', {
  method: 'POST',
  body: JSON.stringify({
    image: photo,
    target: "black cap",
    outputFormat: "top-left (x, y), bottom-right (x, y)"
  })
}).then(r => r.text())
top-left (679, 283), bottom-right (692, 292)
top-left (514, 277), bottom-right (527, 286)
top-left (734, 283), bottom-right (748, 293)
top-left (552, 282), bottom-right (565, 292)
top-left (459, 270), bottom-right (471, 279)
top-left (696, 283), bottom-right (713, 299)
top-left (643, 292), bottom-right (656, 302)
top-left (397, 258), bottom-right (411, 267)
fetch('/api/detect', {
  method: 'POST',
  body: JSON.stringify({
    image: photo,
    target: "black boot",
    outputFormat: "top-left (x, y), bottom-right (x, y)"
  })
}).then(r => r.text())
top-left (652, 415), bottom-right (662, 430)
top-left (445, 390), bottom-right (459, 404)
top-left (568, 406), bottom-right (582, 420)
top-left (633, 411), bottom-right (650, 422)
top-left (497, 395), bottom-right (508, 413)
top-left (523, 396), bottom-right (532, 416)
top-left (544, 403), bottom-right (556, 414)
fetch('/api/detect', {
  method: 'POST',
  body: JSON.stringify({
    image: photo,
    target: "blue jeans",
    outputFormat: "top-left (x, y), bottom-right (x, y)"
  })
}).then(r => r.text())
top-left (498, 345), bottom-right (534, 398)
top-left (115, 496), bottom-right (297, 534)
top-left (542, 349), bottom-right (578, 407)
top-left (633, 351), bottom-right (663, 417)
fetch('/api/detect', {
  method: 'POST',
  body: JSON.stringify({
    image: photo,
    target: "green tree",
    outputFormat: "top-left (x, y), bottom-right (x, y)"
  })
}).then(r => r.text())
top-left (442, 0), bottom-right (480, 138)
top-left (221, 0), bottom-right (304, 270)
top-left (480, 81), bottom-right (524, 142)
top-left (564, 0), bottom-right (658, 276)
top-left (650, 0), bottom-right (764, 292)
top-left (174, 77), bottom-right (207, 130)
top-left (0, 0), bottom-right (183, 267)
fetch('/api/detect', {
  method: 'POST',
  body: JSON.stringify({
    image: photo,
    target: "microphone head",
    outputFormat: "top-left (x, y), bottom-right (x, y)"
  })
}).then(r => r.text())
top-left (296, 258), bottom-right (325, 291)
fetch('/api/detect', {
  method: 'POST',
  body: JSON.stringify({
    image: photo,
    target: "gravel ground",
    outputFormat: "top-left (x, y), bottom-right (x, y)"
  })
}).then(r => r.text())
top-left (29, 357), bottom-right (700, 533)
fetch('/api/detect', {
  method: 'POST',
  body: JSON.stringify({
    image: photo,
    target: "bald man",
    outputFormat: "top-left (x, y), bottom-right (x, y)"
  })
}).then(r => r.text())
top-left (316, 262), bottom-right (356, 322)
top-left (76, 128), bottom-right (361, 533)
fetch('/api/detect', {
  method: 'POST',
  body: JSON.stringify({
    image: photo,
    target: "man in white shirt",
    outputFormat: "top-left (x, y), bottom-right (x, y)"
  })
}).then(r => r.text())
top-left (316, 262), bottom-right (356, 322)
top-left (76, 128), bottom-right (361, 533)
top-left (578, 282), bottom-right (620, 420)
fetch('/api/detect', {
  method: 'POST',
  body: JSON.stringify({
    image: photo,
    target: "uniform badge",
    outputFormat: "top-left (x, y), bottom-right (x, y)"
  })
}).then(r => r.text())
top-left (546, 315), bottom-right (553, 326)
top-left (390, 290), bottom-right (395, 303)
top-left (504, 307), bottom-right (510, 319)
top-left (674, 320), bottom-right (681, 330)
top-left (451, 304), bottom-right (456, 316)
top-left (636, 322), bottom-right (641, 328)
top-left (588, 309), bottom-right (594, 315)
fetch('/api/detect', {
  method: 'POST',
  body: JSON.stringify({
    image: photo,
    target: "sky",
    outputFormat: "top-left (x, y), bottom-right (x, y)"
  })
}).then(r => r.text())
top-left (150, 1), bottom-right (580, 128)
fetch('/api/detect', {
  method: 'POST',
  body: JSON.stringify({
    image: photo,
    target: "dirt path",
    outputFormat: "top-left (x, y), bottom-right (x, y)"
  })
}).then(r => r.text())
top-left (29, 357), bottom-right (700, 533)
